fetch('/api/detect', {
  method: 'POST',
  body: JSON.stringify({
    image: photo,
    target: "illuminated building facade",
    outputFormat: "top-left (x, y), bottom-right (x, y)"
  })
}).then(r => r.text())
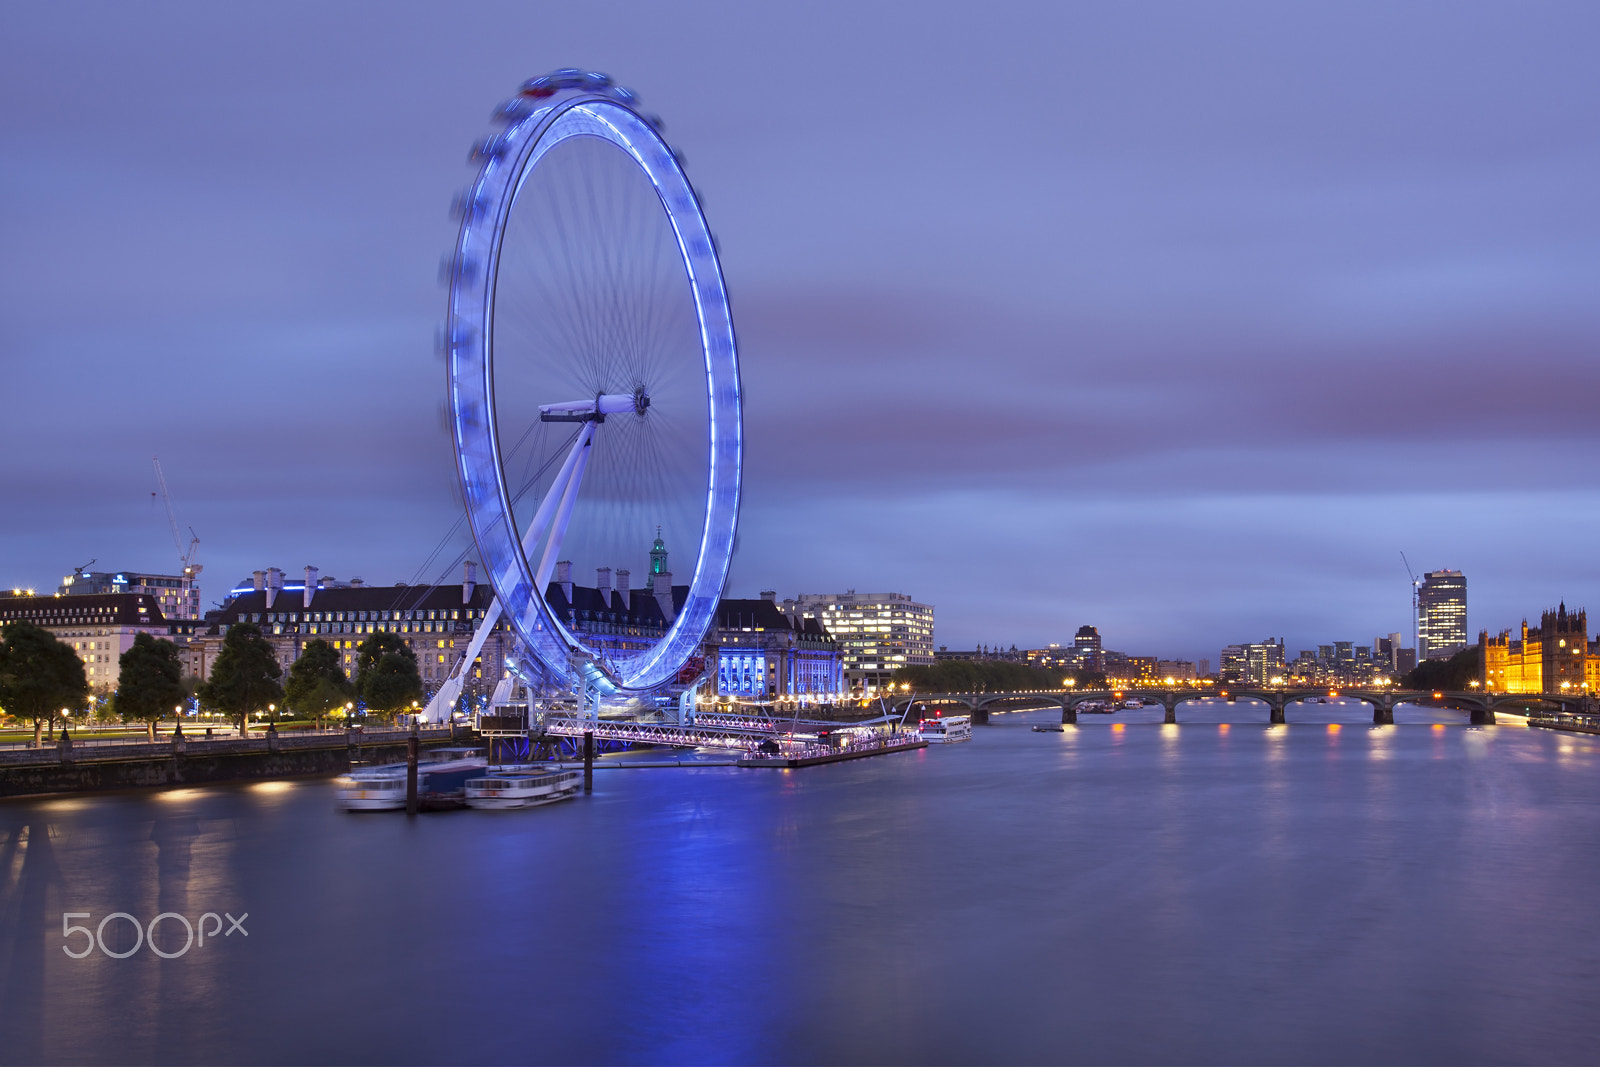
top-left (58, 567), bottom-right (202, 620)
top-left (1418, 569), bottom-right (1467, 661)
top-left (713, 594), bottom-right (843, 702)
top-left (0, 592), bottom-right (174, 692)
top-left (1072, 625), bottom-right (1104, 672)
top-left (1480, 603), bottom-right (1593, 694)
top-left (201, 568), bottom-right (515, 697)
top-left (786, 591), bottom-right (934, 695)
top-left (1220, 639), bottom-right (1285, 684)
top-left (1157, 659), bottom-right (1197, 682)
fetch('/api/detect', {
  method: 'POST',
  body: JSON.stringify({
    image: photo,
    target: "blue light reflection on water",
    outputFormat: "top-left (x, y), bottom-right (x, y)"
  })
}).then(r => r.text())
top-left (3, 712), bottom-right (1600, 1065)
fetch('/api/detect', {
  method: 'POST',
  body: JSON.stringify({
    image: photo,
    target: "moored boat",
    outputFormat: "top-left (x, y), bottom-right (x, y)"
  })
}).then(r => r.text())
top-left (465, 766), bottom-right (583, 810)
top-left (335, 749), bottom-right (487, 811)
top-left (917, 715), bottom-right (972, 743)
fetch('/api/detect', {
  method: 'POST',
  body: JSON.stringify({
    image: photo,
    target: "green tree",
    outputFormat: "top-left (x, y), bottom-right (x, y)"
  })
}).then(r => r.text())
top-left (1403, 645), bottom-right (1483, 692)
top-left (893, 659), bottom-right (1070, 693)
top-left (116, 633), bottom-right (188, 740)
top-left (0, 620), bottom-right (89, 746)
top-left (284, 639), bottom-right (353, 727)
top-left (355, 632), bottom-right (423, 721)
top-left (197, 622), bottom-right (283, 733)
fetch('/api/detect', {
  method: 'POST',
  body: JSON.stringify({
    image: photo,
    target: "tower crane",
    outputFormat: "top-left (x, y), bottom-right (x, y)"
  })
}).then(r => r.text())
top-left (152, 457), bottom-right (202, 618)
top-left (1401, 551), bottom-right (1421, 661)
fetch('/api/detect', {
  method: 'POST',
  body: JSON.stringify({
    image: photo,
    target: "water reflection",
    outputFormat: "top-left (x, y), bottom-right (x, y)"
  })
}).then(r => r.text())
top-left (2, 727), bottom-right (1598, 1063)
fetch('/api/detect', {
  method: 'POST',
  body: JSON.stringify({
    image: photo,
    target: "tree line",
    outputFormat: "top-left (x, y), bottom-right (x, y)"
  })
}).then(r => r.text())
top-left (0, 620), bottom-right (427, 742)
top-left (893, 659), bottom-right (1087, 693)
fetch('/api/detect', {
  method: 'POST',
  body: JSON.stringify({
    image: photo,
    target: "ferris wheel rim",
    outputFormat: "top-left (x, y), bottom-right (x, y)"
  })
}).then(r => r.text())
top-left (444, 75), bottom-right (741, 695)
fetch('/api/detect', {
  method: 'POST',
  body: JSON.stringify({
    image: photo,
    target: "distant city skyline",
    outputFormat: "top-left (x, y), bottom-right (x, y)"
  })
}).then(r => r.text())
top-left (4, 3), bottom-right (1599, 662)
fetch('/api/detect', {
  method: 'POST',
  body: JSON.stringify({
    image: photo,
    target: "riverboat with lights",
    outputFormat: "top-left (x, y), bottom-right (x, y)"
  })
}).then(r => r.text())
top-left (464, 766), bottom-right (583, 810)
top-left (917, 715), bottom-right (972, 743)
top-left (335, 750), bottom-right (486, 811)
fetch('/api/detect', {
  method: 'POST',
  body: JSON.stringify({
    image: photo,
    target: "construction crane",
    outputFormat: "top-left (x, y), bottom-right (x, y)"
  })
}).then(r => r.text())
top-left (1401, 551), bottom-right (1421, 660)
top-left (152, 456), bottom-right (202, 618)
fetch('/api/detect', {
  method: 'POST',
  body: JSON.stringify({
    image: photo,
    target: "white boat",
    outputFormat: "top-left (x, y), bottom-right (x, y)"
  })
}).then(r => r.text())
top-left (917, 715), bottom-right (972, 743)
top-left (1120, 698), bottom-right (1144, 709)
top-left (465, 766), bottom-right (583, 810)
top-left (1078, 700), bottom-right (1113, 714)
top-left (336, 750), bottom-right (487, 811)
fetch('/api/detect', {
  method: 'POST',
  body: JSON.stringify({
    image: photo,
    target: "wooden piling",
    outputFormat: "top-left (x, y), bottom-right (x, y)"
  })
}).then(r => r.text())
top-left (405, 725), bottom-right (419, 816)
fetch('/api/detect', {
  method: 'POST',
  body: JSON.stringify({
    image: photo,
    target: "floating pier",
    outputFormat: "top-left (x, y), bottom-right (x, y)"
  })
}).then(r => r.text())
top-left (737, 735), bottom-right (927, 769)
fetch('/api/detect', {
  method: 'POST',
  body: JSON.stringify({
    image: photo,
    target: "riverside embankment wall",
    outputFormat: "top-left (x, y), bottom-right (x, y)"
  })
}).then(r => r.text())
top-left (0, 728), bottom-right (466, 799)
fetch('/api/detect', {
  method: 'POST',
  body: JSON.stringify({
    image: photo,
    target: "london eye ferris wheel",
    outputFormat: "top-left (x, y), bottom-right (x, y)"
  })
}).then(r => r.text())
top-left (443, 69), bottom-right (741, 698)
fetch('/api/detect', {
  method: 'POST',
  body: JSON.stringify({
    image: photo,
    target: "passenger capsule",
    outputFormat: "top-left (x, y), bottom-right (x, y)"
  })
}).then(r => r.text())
top-left (550, 68), bottom-right (586, 89)
top-left (609, 85), bottom-right (639, 107)
top-left (469, 134), bottom-right (508, 163)
top-left (580, 71), bottom-right (612, 89)
top-left (449, 189), bottom-right (489, 222)
top-left (492, 99), bottom-right (533, 124)
top-left (440, 253), bottom-right (481, 286)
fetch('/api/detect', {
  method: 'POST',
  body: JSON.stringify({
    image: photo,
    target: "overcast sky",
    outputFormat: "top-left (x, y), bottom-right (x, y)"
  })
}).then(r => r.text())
top-left (3, 2), bottom-right (1598, 661)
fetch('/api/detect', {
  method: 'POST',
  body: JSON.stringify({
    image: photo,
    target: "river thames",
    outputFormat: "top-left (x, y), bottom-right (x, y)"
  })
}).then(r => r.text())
top-left (3, 704), bottom-right (1599, 1065)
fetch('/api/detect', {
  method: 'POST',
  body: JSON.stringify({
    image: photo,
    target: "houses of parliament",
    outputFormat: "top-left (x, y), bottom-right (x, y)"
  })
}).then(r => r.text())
top-left (1480, 603), bottom-right (1600, 694)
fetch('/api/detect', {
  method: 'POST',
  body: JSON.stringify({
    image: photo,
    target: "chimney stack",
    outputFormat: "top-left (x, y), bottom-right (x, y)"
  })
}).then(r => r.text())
top-left (304, 566), bottom-right (319, 608)
top-left (760, 590), bottom-right (776, 603)
top-left (653, 571), bottom-right (675, 622)
top-left (253, 570), bottom-right (266, 592)
top-left (555, 560), bottom-right (573, 603)
top-left (463, 560), bottom-right (477, 604)
top-left (616, 569), bottom-right (630, 611)
top-left (596, 567), bottom-right (612, 606)
top-left (265, 567), bottom-right (283, 610)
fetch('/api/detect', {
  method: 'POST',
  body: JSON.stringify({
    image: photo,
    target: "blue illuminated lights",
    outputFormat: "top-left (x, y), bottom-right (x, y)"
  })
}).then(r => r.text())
top-left (445, 75), bottom-right (740, 696)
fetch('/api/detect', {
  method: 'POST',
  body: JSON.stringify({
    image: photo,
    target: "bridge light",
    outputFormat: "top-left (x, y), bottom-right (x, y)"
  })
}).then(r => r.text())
top-left (1433, 692), bottom-right (1443, 700)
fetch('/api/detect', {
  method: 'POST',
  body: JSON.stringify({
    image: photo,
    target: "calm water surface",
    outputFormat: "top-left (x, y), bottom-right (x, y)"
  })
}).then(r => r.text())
top-left (3, 707), bottom-right (1599, 1065)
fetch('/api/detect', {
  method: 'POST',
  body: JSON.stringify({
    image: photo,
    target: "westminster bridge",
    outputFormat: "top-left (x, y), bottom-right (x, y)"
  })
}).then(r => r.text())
top-left (891, 687), bottom-right (1595, 726)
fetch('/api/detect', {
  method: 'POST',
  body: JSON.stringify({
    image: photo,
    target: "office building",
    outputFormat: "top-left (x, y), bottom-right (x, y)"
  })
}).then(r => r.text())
top-left (1220, 639), bottom-right (1285, 684)
top-left (0, 591), bottom-right (176, 692)
top-left (57, 566), bottom-right (203, 620)
top-left (785, 591), bottom-right (934, 695)
top-left (1157, 660), bottom-right (1197, 682)
top-left (1418, 569), bottom-right (1467, 661)
top-left (1072, 625), bottom-right (1104, 673)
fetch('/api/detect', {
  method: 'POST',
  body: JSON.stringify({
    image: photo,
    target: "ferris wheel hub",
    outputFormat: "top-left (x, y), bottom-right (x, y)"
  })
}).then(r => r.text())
top-left (538, 392), bottom-right (651, 423)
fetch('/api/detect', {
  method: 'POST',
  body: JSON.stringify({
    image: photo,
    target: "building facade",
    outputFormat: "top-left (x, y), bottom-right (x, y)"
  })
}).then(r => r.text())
top-left (1220, 639), bottom-right (1286, 684)
top-left (197, 567), bottom-right (515, 701)
top-left (785, 592), bottom-right (934, 696)
top-left (1418, 569), bottom-right (1468, 661)
top-left (1480, 603), bottom-right (1595, 694)
top-left (57, 567), bottom-right (203, 621)
top-left (713, 594), bottom-right (843, 703)
top-left (1157, 659), bottom-right (1197, 682)
top-left (0, 592), bottom-right (176, 693)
